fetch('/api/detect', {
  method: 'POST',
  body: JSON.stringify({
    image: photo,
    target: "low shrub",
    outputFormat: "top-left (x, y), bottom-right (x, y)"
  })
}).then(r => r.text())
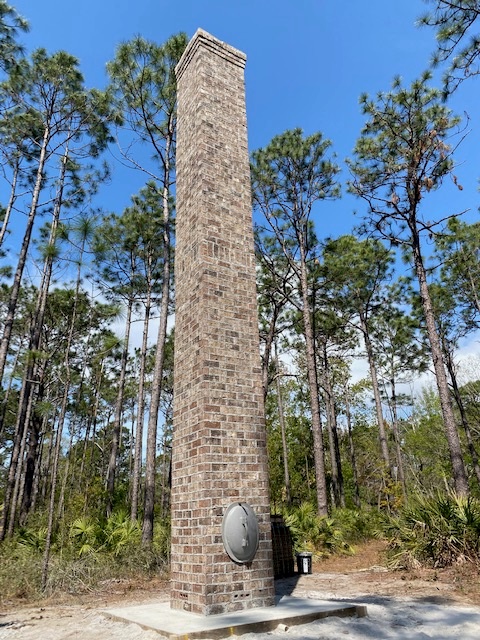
top-left (284, 503), bottom-right (380, 558)
top-left (0, 540), bottom-right (43, 602)
top-left (382, 491), bottom-right (480, 569)
top-left (0, 514), bottom-right (170, 602)
top-left (328, 507), bottom-right (385, 543)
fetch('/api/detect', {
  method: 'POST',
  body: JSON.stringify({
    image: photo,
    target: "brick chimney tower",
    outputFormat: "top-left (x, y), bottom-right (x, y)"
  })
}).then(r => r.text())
top-left (170, 29), bottom-right (275, 615)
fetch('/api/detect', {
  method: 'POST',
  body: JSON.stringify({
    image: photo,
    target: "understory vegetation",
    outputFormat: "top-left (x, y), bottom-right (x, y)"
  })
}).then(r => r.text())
top-left (0, 512), bottom-right (170, 602)
top-left (282, 492), bottom-right (480, 571)
top-left (383, 492), bottom-right (480, 569)
top-left (284, 503), bottom-right (382, 557)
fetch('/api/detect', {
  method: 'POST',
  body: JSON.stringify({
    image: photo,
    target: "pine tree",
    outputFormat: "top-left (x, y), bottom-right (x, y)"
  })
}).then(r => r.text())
top-left (107, 33), bottom-right (187, 543)
top-left (322, 235), bottom-right (394, 483)
top-left (0, 1), bottom-right (28, 74)
top-left (420, 0), bottom-right (480, 93)
top-left (251, 128), bottom-right (340, 516)
top-left (0, 49), bottom-right (111, 387)
top-left (348, 73), bottom-right (469, 495)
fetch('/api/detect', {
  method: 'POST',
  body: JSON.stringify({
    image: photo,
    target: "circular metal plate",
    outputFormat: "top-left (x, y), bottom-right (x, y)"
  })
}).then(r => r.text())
top-left (222, 502), bottom-right (259, 564)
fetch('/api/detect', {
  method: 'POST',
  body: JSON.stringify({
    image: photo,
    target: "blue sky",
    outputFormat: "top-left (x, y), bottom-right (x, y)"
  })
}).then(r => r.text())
top-left (12, 0), bottom-right (480, 242)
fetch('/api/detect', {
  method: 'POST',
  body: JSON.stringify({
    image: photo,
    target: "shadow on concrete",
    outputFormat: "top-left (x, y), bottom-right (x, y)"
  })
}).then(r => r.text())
top-left (275, 573), bottom-right (303, 597)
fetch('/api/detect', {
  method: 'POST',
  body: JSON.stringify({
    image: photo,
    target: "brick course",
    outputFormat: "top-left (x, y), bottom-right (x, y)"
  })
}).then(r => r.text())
top-left (170, 29), bottom-right (275, 615)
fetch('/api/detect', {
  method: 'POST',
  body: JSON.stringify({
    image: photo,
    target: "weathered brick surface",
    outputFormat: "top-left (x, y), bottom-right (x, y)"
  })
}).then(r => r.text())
top-left (170, 29), bottom-right (275, 615)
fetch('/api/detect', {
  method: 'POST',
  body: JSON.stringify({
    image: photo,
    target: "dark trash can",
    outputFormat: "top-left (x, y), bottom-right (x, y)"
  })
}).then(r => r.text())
top-left (296, 551), bottom-right (313, 574)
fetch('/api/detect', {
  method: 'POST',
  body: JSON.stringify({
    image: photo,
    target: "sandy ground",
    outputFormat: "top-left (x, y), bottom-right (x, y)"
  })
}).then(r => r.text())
top-left (2, 544), bottom-right (480, 639)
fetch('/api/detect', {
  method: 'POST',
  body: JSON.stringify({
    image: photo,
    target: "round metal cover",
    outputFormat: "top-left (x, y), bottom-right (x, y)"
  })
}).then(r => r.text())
top-left (222, 502), bottom-right (259, 564)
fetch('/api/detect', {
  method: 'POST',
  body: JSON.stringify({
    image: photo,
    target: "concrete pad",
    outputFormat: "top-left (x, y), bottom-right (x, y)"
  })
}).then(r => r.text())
top-left (104, 595), bottom-right (367, 639)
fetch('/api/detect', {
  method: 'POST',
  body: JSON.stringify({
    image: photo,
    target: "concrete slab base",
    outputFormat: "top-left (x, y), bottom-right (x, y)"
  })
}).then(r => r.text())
top-left (104, 595), bottom-right (367, 639)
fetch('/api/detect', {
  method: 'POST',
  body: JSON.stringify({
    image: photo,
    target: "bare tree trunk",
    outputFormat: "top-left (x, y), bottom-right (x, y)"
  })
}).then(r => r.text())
top-left (16, 364), bottom-right (45, 524)
top-left (83, 397), bottom-right (108, 515)
top-left (443, 342), bottom-right (480, 489)
top-left (360, 311), bottom-right (391, 475)
top-left (0, 158), bottom-right (19, 251)
top-left (41, 413), bottom-right (58, 505)
top-left (41, 386), bottom-right (68, 590)
top-left (29, 415), bottom-right (47, 517)
top-left (128, 399), bottom-right (136, 478)
top-left (19, 408), bottom-right (42, 524)
top-left (0, 341), bottom-right (23, 441)
top-left (274, 341), bottom-right (291, 506)
top-left (320, 341), bottom-right (345, 508)
top-left (106, 298), bottom-right (133, 517)
top-left (142, 128), bottom-right (173, 545)
top-left (261, 303), bottom-right (280, 400)
top-left (299, 241), bottom-right (328, 516)
top-left (0, 125), bottom-right (49, 384)
top-left (80, 357), bottom-right (105, 482)
top-left (5, 355), bottom-right (44, 538)
top-left (388, 378), bottom-right (407, 501)
top-left (0, 366), bottom-right (30, 539)
top-left (131, 295), bottom-right (151, 520)
top-left (412, 235), bottom-right (469, 495)
top-left (57, 426), bottom-right (75, 521)
top-left (344, 389), bottom-right (361, 508)
top-left (160, 437), bottom-right (172, 518)
top-left (8, 373), bottom-right (41, 537)
top-left (142, 285), bottom-right (169, 543)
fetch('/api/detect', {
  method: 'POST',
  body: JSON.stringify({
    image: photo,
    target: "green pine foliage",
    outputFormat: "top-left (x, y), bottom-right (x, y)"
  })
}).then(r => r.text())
top-left (420, 0), bottom-right (480, 94)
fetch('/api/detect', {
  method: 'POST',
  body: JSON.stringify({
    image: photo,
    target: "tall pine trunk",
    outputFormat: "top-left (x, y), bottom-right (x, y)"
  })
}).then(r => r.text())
top-left (274, 342), bottom-right (291, 506)
top-left (0, 366), bottom-right (30, 539)
top-left (131, 294), bottom-right (151, 520)
top-left (80, 361), bottom-right (104, 482)
top-left (388, 377), bottom-right (407, 501)
top-left (320, 342), bottom-right (345, 508)
top-left (7, 368), bottom-right (45, 537)
top-left (299, 239), bottom-right (328, 516)
top-left (6, 145), bottom-right (69, 535)
top-left (360, 311), bottom-right (391, 476)
top-left (0, 158), bottom-right (19, 250)
top-left (412, 234), bottom-right (469, 495)
top-left (261, 303), bottom-right (280, 400)
top-left (0, 124), bottom-right (49, 385)
top-left (41, 390), bottom-right (68, 590)
top-left (106, 298), bottom-right (133, 516)
top-left (142, 127), bottom-right (173, 544)
top-left (0, 343), bottom-right (21, 441)
top-left (443, 341), bottom-right (480, 489)
top-left (19, 406), bottom-right (42, 524)
top-left (344, 389), bottom-right (361, 508)
top-left (29, 414), bottom-right (47, 517)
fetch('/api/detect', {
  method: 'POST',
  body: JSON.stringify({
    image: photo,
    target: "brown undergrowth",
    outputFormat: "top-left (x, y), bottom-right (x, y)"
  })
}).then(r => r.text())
top-left (313, 539), bottom-right (480, 606)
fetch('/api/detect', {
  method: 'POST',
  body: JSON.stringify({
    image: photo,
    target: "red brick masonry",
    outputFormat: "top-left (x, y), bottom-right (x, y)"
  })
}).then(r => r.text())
top-left (170, 29), bottom-right (275, 615)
